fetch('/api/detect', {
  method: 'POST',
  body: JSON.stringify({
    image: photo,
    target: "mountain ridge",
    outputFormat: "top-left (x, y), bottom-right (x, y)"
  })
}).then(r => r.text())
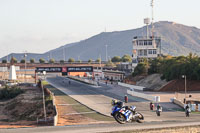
top-left (1, 21), bottom-right (200, 62)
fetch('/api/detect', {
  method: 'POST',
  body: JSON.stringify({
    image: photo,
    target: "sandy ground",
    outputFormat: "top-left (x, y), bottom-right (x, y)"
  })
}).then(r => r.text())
top-left (0, 84), bottom-right (55, 128)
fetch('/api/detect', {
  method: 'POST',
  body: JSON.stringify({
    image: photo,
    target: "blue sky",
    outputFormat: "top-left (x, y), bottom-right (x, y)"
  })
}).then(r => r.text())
top-left (0, 0), bottom-right (200, 57)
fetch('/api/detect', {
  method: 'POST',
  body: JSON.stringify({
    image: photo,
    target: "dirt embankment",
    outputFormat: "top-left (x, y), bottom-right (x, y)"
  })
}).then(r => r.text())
top-left (159, 79), bottom-right (200, 92)
top-left (0, 84), bottom-right (55, 128)
top-left (132, 74), bottom-right (200, 92)
top-left (135, 74), bottom-right (168, 91)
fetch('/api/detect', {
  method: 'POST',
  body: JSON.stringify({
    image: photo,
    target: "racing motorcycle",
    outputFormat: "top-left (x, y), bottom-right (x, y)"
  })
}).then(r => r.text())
top-left (111, 100), bottom-right (144, 124)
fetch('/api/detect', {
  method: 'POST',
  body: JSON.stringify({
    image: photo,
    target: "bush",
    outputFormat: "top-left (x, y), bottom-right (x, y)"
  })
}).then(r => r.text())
top-left (0, 86), bottom-right (24, 100)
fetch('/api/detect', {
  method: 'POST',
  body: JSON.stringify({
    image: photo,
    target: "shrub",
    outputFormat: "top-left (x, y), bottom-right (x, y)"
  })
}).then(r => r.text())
top-left (0, 86), bottom-right (24, 100)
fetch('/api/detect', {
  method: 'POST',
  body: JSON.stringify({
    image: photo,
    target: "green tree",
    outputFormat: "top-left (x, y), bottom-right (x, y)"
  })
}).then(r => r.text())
top-left (10, 57), bottom-right (17, 63)
top-left (20, 59), bottom-right (25, 63)
top-left (39, 58), bottom-right (45, 63)
top-left (132, 63), bottom-right (148, 76)
top-left (88, 59), bottom-right (93, 63)
top-left (49, 58), bottom-right (55, 63)
top-left (121, 54), bottom-right (132, 62)
top-left (60, 60), bottom-right (64, 63)
top-left (2, 60), bottom-right (7, 63)
top-left (95, 58), bottom-right (101, 63)
top-left (68, 58), bottom-right (75, 63)
top-left (77, 60), bottom-right (82, 63)
top-left (111, 56), bottom-right (121, 62)
top-left (105, 60), bottom-right (116, 67)
top-left (30, 58), bottom-right (35, 63)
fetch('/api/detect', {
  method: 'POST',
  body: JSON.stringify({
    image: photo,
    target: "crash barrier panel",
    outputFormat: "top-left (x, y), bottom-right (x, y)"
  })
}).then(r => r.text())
top-left (127, 90), bottom-right (160, 102)
top-left (198, 104), bottom-right (200, 111)
top-left (191, 104), bottom-right (196, 111)
top-left (184, 104), bottom-right (198, 111)
top-left (118, 82), bottom-right (145, 91)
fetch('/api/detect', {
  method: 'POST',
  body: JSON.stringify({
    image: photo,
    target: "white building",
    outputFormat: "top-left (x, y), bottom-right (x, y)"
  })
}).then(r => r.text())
top-left (132, 36), bottom-right (161, 63)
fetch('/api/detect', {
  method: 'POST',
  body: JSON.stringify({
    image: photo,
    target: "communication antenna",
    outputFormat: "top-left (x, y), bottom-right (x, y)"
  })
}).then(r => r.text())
top-left (151, 0), bottom-right (154, 38)
top-left (151, 0), bottom-right (156, 48)
top-left (144, 18), bottom-right (150, 39)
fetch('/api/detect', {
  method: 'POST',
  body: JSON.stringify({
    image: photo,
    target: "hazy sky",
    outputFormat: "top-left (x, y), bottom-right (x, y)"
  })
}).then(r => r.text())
top-left (0, 0), bottom-right (200, 57)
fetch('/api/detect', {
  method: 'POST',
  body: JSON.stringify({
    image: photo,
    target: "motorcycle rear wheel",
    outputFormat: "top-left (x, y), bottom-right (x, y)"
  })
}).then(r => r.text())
top-left (156, 111), bottom-right (160, 116)
top-left (136, 112), bottom-right (144, 123)
top-left (114, 113), bottom-right (126, 124)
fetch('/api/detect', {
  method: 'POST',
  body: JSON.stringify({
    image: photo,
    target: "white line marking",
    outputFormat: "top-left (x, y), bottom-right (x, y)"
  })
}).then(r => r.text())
top-left (64, 111), bottom-right (96, 115)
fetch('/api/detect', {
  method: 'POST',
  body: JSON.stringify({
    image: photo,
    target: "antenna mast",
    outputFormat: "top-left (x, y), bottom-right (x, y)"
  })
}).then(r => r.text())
top-left (151, 0), bottom-right (156, 48)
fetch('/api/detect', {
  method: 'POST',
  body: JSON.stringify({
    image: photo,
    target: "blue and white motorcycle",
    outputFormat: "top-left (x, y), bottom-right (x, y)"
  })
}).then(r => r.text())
top-left (111, 100), bottom-right (144, 124)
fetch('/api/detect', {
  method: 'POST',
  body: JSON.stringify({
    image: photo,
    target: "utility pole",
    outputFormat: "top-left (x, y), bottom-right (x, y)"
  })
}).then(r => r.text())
top-left (63, 47), bottom-right (66, 61)
top-left (105, 45), bottom-right (108, 62)
top-left (151, 0), bottom-right (156, 48)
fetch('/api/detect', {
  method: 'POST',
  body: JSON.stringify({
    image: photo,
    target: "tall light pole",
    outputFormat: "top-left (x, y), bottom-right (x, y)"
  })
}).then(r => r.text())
top-left (63, 47), bottom-right (66, 61)
top-left (105, 45), bottom-right (108, 62)
top-left (182, 75), bottom-right (187, 104)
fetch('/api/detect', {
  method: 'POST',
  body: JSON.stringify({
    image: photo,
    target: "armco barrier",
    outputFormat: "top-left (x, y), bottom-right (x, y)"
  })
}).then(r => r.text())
top-left (127, 90), bottom-right (160, 102)
top-left (118, 82), bottom-right (145, 91)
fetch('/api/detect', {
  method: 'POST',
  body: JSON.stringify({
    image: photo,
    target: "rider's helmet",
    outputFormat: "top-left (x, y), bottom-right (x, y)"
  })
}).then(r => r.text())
top-left (111, 99), bottom-right (117, 106)
top-left (116, 101), bottom-right (124, 107)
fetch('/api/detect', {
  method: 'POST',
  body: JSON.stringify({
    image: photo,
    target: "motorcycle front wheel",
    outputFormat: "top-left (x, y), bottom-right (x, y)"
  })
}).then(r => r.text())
top-left (136, 112), bottom-right (144, 123)
top-left (114, 113), bottom-right (126, 124)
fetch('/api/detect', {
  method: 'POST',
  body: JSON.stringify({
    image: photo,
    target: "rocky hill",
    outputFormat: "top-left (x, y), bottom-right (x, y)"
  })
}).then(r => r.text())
top-left (1, 21), bottom-right (200, 62)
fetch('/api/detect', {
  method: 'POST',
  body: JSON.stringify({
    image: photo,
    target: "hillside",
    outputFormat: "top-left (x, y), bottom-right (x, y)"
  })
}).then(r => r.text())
top-left (1, 21), bottom-right (200, 61)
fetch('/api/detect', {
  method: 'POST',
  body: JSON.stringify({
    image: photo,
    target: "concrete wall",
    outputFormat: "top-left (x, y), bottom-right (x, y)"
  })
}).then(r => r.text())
top-left (118, 82), bottom-right (145, 91)
top-left (44, 87), bottom-right (58, 126)
top-left (173, 99), bottom-right (184, 108)
top-left (68, 76), bottom-right (98, 86)
top-left (127, 90), bottom-right (160, 102)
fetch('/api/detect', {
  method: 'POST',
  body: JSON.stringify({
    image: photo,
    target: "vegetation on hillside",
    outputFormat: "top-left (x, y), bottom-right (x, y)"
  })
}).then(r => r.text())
top-left (132, 53), bottom-right (200, 81)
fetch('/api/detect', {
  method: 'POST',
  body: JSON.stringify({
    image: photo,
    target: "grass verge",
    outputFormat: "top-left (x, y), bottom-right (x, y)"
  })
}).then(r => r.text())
top-left (42, 80), bottom-right (113, 122)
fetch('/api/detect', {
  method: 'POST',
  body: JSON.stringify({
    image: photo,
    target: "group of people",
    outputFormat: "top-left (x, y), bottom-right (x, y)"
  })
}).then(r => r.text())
top-left (150, 102), bottom-right (191, 117)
